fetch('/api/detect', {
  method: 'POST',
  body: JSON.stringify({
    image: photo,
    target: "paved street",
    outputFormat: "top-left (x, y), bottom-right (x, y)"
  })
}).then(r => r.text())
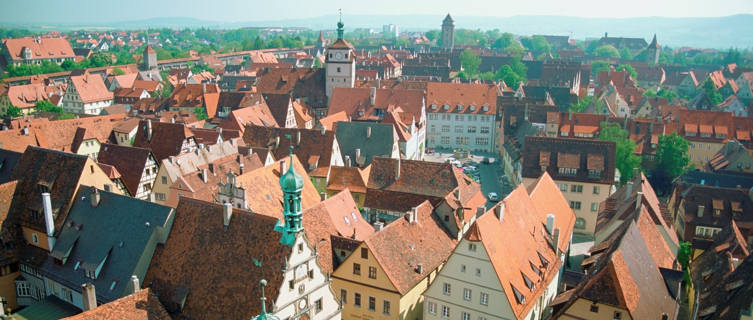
top-left (423, 151), bottom-right (507, 208)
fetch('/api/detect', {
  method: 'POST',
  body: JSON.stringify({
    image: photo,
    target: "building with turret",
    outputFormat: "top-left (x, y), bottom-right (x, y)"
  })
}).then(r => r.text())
top-left (325, 18), bottom-right (356, 98)
top-left (441, 14), bottom-right (455, 50)
top-left (646, 34), bottom-right (660, 64)
top-left (141, 45), bottom-right (157, 71)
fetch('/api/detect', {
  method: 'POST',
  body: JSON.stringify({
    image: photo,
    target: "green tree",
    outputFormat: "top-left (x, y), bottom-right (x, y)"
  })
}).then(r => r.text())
top-left (591, 60), bottom-right (611, 77)
top-left (194, 106), bottom-right (208, 120)
top-left (677, 241), bottom-right (692, 284)
top-left (650, 133), bottom-right (690, 195)
top-left (619, 47), bottom-right (633, 60)
top-left (112, 67), bottom-right (125, 76)
top-left (495, 65), bottom-right (523, 87)
top-left (504, 42), bottom-right (525, 56)
top-left (570, 96), bottom-right (602, 113)
top-left (491, 33), bottom-right (514, 50)
top-left (5, 105), bottom-right (22, 118)
top-left (657, 88), bottom-right (678, 103)
top-left (616, 64), bottom-right (638, 80)
top-left (35, 100), bottom-right (63, 113)
top-left (425, 30), bottom-right (440, 42)
top-left (520, 35), bottom-right (551, 54)
top-left (701, 79), bottom-right (723, 105)
top-left (88, 53), bottom-right (113, 68)
top-left (460, 49), bottom-right (481, 77)
top-left (594, 45), bottom-right (620, 58)
top-left (599, 122), bottom-right (642, 184)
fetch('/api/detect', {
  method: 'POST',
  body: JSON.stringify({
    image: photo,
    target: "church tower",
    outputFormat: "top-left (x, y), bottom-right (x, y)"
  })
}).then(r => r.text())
top-left (441, 14), bottom-right (455, 50)
top-left (325, 15), bottom-right (355, 98)
top-left (646, 34), bottom-right (660, 64)
top-left (276, 146), bottom-right (305, 246)
top-left (141, 45), bottom-right (157, 71)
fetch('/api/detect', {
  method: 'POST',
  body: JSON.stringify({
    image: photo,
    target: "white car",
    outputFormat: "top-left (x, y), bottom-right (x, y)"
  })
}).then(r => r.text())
top-left (487, 192), bottom-right (500, 201)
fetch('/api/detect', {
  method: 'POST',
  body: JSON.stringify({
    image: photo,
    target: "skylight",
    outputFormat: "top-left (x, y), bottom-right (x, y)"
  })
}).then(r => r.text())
top-left (344, 216), bottom-right (351, 225)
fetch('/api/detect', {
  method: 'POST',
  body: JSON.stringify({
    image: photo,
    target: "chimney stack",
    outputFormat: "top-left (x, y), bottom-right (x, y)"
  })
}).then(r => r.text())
top-left (476, 206), bottom-right (485, 218)
top-left (321, 125), bottom-right (326, 136)
top-left (495, 203), bottom-right (505, 222)
top-left (320, 192), bottom-right (327, 201)
top-left (395, 158), bottom-right (401, 180)
top-left (635, 191), bottom-right (643, 212)
top-left (406, 207), bottom-right (418, 223)
top-left (697, 205), bottom-right (705, 218)
top-left (366, 126), bottom-right (372, 139)
top-left (552, 228), bottom-right (561, 255)
top-left (344, 155), bottom-right (351, 167)
top-left (370, 87), bottom-right (376, 106)
top-left (90, 187), bottom-right (100, 207)
top-left (239, 162), bottom-right (245, 175)
top-left (373, 221), bottom-right (384, 231)
top-left (42, 192), bottom-right (55, 249)
top-left (82, 283), bottom-right (97, 311)
top-left (546, 214), bottom-right (555, 234)
top-left (146, 120), bottom-right (153, 141)
top-left (280, 159), bottom-right (287, 174)
top-left (130, 275), bottom-right (140, 294)
top-left (201, 168), bottom-right (208, 183)
top-left (625, 181), bottom-right (633, 200)
top-left (296, 131), bottom-right (301, 145)
top-left (416, 263), bottom-right (423, 274)
top-left (223, 202), bottom-right (233, 227)
top-left (355, 149), bottom-right (361, 164)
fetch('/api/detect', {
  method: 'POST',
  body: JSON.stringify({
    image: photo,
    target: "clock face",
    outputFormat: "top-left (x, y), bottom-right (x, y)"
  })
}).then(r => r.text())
top-left (335, 52), bottom-right (344, 60)
top-left (298, 298), bottom-right (307, 309)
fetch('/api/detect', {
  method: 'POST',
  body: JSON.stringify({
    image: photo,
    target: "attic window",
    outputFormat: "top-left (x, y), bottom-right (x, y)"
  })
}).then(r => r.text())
top-left (351, 212), bottom-right (358, 221)
top-left (73, 260), bottom-right (80, 271)
top-left (530, 261), bottom-right (542, 278)
top-left (431, 105), bottom-right (437, 110)
top-left (469, 105), bottom-right (476, 111)
top-left (456, 105), bottom-right (463, 111)
top-left (109, 279), bottom-right (118, 291)
top-left (522, 273), bottom-right (535, 291)
top-left (537, 251), bottom-right (549, 269)
top-left (482, 106), bottom-right (489, 112)
top-left (344, 216), bottom-right (351, 225)
top-left (443, 105), bottom-right (450, 110)
top-left (511, 285), bottom-right (525, 304)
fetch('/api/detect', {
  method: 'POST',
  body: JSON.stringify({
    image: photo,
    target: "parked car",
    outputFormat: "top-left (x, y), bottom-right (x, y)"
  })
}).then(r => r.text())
top-left (487, 192), bottom-right (500, 202)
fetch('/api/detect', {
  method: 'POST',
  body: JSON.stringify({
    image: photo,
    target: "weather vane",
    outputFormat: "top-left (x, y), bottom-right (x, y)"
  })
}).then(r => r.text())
top-left (339, 9), bottom-right (342, 22)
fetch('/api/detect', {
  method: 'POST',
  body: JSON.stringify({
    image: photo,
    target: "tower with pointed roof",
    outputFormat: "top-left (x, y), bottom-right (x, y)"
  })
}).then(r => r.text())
top-left (315, 31), bottom-right (326, 56)
top-left (141, 45), bottom-right (157, 71)
top-left (441, 14), bottom-right (455, 50)
top-left (276, 146), bottom-right (305, 246)
top-left (646, 34), bottom-right (659, 64)
top-left (325, 13), bottom-right (355, 98)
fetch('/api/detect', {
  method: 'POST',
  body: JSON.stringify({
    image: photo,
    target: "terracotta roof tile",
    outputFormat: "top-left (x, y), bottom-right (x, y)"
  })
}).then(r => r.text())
top-left (3, 37), bottom-right (74, 62)
top-left (523, 136), bottom-right (616, 185)
top-left (241, 126), bottom-right (339, 171)
top-left (97, 144), bottom-right (154, 196)
top-left (70, 74), bottom-right (114, 104)
top-left (168, 84), bottom-right (220, 118)
top-left (329, 87), bottom-right (425, 121)
top-left (6, 83), bottom-right (49, 109)
top-left (426, 82), bottom-right (499, 115)
top-left (132, 120), bottom-right (195, 162)
top-left (62, 288), bottom-right (170, 320)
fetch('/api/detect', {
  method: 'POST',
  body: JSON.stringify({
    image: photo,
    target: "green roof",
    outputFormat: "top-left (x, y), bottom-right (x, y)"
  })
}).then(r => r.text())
top-left (11, 296), bottom-right (80, 320)
top-left (335, 122), bottom-right (397, 167)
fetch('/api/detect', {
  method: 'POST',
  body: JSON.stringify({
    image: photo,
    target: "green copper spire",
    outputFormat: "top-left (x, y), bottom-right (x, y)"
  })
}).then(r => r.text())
top-left (275, 142), bottom-right (304, 246)
top-left (337, 9), bottom-right (344, 40)
top-left (251, 279), bottom-right (279, 320)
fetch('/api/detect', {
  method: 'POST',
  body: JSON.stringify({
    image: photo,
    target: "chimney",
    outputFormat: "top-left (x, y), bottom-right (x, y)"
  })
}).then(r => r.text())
top-left (366, 126), bottom-right (372, 139)
top-left (201, 168), bottom-right (208, 183)
top-left (82, 283), bottom-right (97, 311)
top-left (146, 120), bottom-right (153, 141)
top-left (280, 159), bottom-right (287, 174)
top-left (552, 228), bottom-right (561, 255)
top-left (42, 192), bottom-right (55, 245)
top-left (320, 192), bottom-right (327, 201)
top-left (202, 83), bottom-right (206, 94)
top-left (130, 275), bottom-right (140, 294)
top-left (395, 158), bottom-right (401, 180)
top-left (223, 202), bottom-right (233, 227)
top-left (568, 111), bottom-right (572, 121)
top-left (90, 187), bottom-right (100, 207)
top-left (476, 206), bottom-right (485, 218)
top-left (321, 125), bottom-right (326, 135)
top-left (635, 191), bottom-right (643, 212)
top-left (625, 181), bottom-right (633, 200)
top-left (370, 87), bottom-right (376, 106)
top-left (406, 207), bottom-right (418, 223)
top-left (355, 149), bottom-right (361, 163)
top-left (416, 263), bottom-right (423, 274)
top-left (494, 203), bottom-right (505, 221)
top-left (546, 214), bottom-right (555, 234)
top-left (296, 131), bottom-right (301, 145)
top-left (376, 78), bottom-right (381, 88)
top-left (170, 117), bottom-right (175, 124)
top-left (344, 155), bottom-right (351, 167)
top-left (239, 162), bottom-right (245, 174)
top-left (168, 156), bottom-right (175, 164)
top-left (373, 221), bottom-right (384, 231)
top-left (697, 205), bottom-right (705, 218)
top-left (454, 188), bottom-right (460, 200)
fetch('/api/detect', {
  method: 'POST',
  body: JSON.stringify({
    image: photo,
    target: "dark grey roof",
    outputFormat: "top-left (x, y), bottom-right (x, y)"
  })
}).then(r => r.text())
top-left (0, 149), bottom-right (22, 185)
top-left (39, 187), bottom-right (173, 304)
top-left (679, 170), bottom-right (753, 189)
top-left (335, 121), bottom-right (397, 167)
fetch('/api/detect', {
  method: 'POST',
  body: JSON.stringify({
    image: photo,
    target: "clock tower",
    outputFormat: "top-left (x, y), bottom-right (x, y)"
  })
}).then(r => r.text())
top-left (325, 16), bottom-right (355, 98)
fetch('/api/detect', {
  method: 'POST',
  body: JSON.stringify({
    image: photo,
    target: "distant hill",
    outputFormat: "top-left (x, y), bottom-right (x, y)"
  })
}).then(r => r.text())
top-left (3, 14), bottom-right (751, 49)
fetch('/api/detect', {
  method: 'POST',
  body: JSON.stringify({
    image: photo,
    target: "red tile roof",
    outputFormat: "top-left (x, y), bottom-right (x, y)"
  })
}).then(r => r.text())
top-left (97, 144), bottom-right (154, 196)
top-left (70, 74), bottom-right (114, 103)
top-left (6, 83), bottom-right (49, 109)
top-left (426, 82), bottom-right (499, 115)
top-left (62, 288), bottom-right (170, 320)
top-left (3, 37), bottom-right (74, 61)
top-left (168, 84), bottom-right (220, 118)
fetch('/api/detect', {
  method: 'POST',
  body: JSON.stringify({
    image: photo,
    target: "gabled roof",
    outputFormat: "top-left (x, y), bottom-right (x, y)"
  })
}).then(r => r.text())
top-left (132, 120), bottom-right (194, 162)
top-left (329, 87), bottom-right (425, 121)
top-left (241, 125), bottom-right (339, 171)
top-left (318, 111), bottom-right (349, 132)
top-left (522, 136), bottom-right (616, 185)
top-left (426, 82), bottom-right (498, 115)
top-left (367, 157), bottom-right (461, 197)
top-left (6, 83), bottom-right (49, 109)
top-left (302, 189), bottom-right (374, 273)
top-left (335, 122), bottom-right (397, 167)
top-left (255, 68), bottom-right (327, 109)
top-left (326, 166), bottom-right (370, 194)
top-left (41, 187), bottom-right (173, 303)
top-left (365, 201), bottom-right (457, 294)
top-left (3, 37), bottom-right (74, 61)
top-left (263, 93), bottom-right (295, 127)
top-left (167, 84), bottom-right (220, 118)
top-left (62, 288), bottom-right (170, 320)
top-left (220, 103), bottom-right (279, 133)
top-left (97, 144), bottom-right (154, 196)
top-left (0, 149), bottom-right (23, 185)
top-left (70, 74), bottom-right (114, 103)
top-left (466, 175), bottom-right (574, 319)
top-left (144, 197), bottom-right (294, 319)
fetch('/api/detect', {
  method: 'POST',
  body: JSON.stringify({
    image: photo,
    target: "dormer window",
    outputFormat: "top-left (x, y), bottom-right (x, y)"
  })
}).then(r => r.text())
top-left (443, 105), bottom-right (450, 110)
top-left (469, 105), bottom-right (476, 111)
top-left (456, 105), bottom-right (463, 111)
top-left (430, 104), bottom-right (437, 110)
top-left (482, 106), bottom-right (489, 112)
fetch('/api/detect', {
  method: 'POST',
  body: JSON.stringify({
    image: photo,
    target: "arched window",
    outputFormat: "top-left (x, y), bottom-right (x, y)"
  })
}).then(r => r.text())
top-left (575, 218), bottom-right (586, 230)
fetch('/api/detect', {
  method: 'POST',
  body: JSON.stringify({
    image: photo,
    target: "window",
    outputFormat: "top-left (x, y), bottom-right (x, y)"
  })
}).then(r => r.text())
top-left (62, 287), bottom-right (73, 302)
top-left (480, 292), bottom-right (488, 306)
top-left (368, 296), bottom-right (376, 311)
top-left (480, 127), bottom-right (490, 134)
top-left (441, 305), bottom-right (450, 318)
top-left (337, 67), bottom-right (341, 72)
top-left (155, 193), bottom-right (166, 201)
top-left (368, 266), bottom-right (377, 279)
top-left (354, 293), bottom-right (362, 307)
top-left (441, 136), bottom-right (450, 144)
top-left (468, 243), bottom-right (477, 251)
top-left (614, 311), bottom-right (622, 319)
top-left (575, 218), bottom-right (586, 229)
top-left (16, 281), bottom-right (30, 297)
top-left (570, 184), bottom-right (583, 193)
top-left (591, 202), bottom-right (599, 212)
top-left (161, 176), bottom-right (167, 184)
top-left (104, 184), bottom-right (111, 192)
top-left (383, 300), bottom-right (391, 315)
top-left (461, 264), bottom-right (466, 272)
top-left (467, 126), bottom-right (477, 133)
top-left (588, 169), bottom-right (602, 178)
top-left (315, 298), bottom-right (322, 313)
top-left (475, 268), bottom-right (481, 277)
top-left (475, 138), bottom-right (489, 145)
top-left (569, 201), bottom-right (581, 210)
top-left (361, 248), bottom-right (368, 259)
top-left (558, 183), bottom-right (568, 192)
top-left (441, 125), bottom-right (450, 133)
top-left (455, 126), bottom-right (464, 133)
top-left (353, 263), bottom-right (361, 275)
top-left (428, 301), bottom-right (437, 314)
top-left (32, 233), bottom-right (38, 244)
top-left (463, 288), bottom-right (472, 301)
top-left (443, 282), bottom-right (451, 295)
top-left (559, 167), bottom-right (577, 176)
top-left (590, 304), bottom-right (599, 313)
top-left (340, 289), bottom-right (347, 305)
top-left (461, 311), bottom-right (471, 320)
top-left (593, 186), bottom-right (600, 194)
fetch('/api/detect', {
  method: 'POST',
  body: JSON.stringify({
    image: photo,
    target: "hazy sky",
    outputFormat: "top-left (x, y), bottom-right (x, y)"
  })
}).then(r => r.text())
top-left (2, 0), bottom-right (753, 24)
